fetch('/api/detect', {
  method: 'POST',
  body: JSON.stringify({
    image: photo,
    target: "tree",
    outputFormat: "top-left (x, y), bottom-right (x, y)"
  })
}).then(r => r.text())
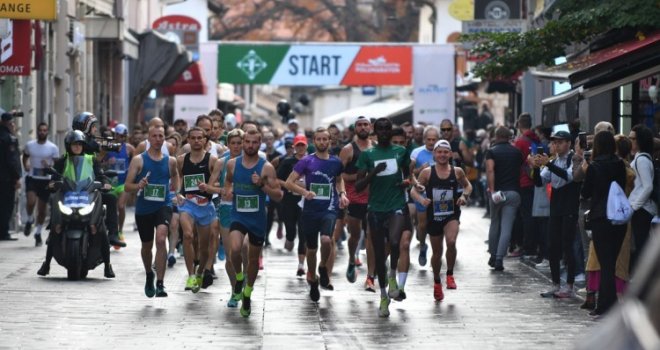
top-left (460, 0), bottom-right (660, 80)
top-left (208, 0), bottom-right (420, 42)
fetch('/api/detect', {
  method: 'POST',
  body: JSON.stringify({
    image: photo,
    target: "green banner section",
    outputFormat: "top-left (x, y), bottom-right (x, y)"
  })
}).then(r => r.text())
top-left (218, 44), bottom-right (290, 84)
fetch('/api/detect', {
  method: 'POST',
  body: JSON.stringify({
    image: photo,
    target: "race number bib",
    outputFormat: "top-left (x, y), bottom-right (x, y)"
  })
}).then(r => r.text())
top-left (310, 183), bottom-right (331, 200)
top-left (374, 158), bottom-right (398, 177)
top-left (432, 188), bottom-right (454, 219)
top-left (183, 174), bottom-right (205, 192)
top-left (236, 195), bottom-right (259, 212)
top-left (144, 184), bottom-right (167, 202)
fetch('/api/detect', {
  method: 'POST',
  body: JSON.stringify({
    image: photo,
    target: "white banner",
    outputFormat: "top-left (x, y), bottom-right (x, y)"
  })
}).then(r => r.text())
top-left (174, 42), bottom-right (218, 125)
top-left (413, 46), bottom-right (455, 125)
top-left (271, 45), bottom-right (360, 86)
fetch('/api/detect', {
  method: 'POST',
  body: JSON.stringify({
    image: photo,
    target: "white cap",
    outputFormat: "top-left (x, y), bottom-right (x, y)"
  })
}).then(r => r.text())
top-left (225, 113), bottom-right (237, 129)
top-left (288, 119), bottom-right (299, 125)
top-left (434, 140), bottom-right (451, 151)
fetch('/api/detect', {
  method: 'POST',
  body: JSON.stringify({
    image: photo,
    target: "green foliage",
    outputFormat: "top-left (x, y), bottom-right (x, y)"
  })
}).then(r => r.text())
top-left (460, 0), bottom-right (660, 80)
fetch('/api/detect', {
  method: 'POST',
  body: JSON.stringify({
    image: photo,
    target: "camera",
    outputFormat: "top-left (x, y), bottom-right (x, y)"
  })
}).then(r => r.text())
top-left (95, 136), bottom-right (121, 152)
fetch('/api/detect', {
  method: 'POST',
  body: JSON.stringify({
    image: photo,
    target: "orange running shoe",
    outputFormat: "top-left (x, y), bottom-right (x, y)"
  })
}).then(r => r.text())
top-left (364, 276), bottom-right (376, 292)
top-left (434, 282), bottom-right (444, 301)
top-left (446, 275), bottom-right (457, 290)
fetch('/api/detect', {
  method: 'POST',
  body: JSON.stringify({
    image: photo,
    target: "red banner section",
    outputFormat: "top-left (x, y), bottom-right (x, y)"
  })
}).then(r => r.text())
top-left (162, 62), bottom-right (207, 95)
top-left (0, 19), bottom-right (31, 76)
top-left (341, 46), bottom-right (412, 86)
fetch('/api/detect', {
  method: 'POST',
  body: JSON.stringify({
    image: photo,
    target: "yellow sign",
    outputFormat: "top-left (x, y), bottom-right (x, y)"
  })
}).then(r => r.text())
top-left (449, 0), bottom-right (474, 21)
top-left (0, 0), bottom-right (57, 20)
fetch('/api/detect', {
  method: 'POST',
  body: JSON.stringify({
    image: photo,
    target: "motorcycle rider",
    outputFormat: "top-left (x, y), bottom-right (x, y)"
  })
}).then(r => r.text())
top-left (37, 130), bottom-right (115, 278)
top-left (71, 112), bottom-right (125, 248)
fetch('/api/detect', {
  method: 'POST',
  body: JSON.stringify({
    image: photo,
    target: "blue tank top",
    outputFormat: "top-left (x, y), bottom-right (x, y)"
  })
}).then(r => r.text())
top-left (136, 152), bottom-right (172, 215)
top-left (230, 156), bottom-right (267, 236)
top-left (105, 143), bottom-right (129, 184)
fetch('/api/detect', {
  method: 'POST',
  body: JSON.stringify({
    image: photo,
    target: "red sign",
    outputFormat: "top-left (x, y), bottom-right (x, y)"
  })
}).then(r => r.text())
top-left (152, 15), bottom-right (201, 32)
top-left (162, 62), bottom-right (206, 95)
top-left (341, 46), bottom-right (412, 86)
top-left (0, 20), bottom-right (31, 76)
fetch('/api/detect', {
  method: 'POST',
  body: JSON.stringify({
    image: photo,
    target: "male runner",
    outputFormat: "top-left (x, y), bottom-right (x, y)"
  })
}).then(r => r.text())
top-left (125, 125), bottom-right (178, 297)
top-left (224, 129), bottom-right (282, 317)
top-left (22, 122), bottom-right (59, 246)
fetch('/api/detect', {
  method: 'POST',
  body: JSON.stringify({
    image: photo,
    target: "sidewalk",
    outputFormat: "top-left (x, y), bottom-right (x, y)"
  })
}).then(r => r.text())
top-left (0, 205), bottom-right (595, 349)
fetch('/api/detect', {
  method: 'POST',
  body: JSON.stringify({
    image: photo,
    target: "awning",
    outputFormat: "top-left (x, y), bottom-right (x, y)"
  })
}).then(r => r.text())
top-left (84, 17), bottom-right (139, 59)
top-left (532, 32), bottom-right (660, 88)
top-left (321, 100), bottom-right (413, 128)
top-left (162, 61), bottom-right (207, 95)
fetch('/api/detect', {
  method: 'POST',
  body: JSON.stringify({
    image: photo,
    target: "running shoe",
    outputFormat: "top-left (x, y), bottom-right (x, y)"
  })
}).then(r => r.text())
top-left (553, 286), bottom-right (575, 299)
top-left (346, 263), bottom-right (357, 283)
top-left (309, 278), bottom-right (320, 302)
top-left (35, 234), bottom-right (42, 247)
top-left (23, 221), bottom-right (32, 236)
top-left (433, 282), bottom-right (444, 301)
top-left (201, 269), bottom-right (214, 289)
top-left (319, 266), bottom-right (330, 288)
top-left (227, 293), bottom-right (240, 308)
top-left (535, 259), bottom-right (550, 270)
top-left (240, 296), bottom-right (252, 317)
top-left (418, 243), bottom-right (428, 266)
top-left (296, 267), bottom-right (305, 277)
top-left (540, 285), bottom-right (560, 298)
top-left (155, 283), bottom-right (168, 297)
top-left (185, 276), bottom-right (197, 292)
top-left (145, 272), bottom-right (156, 298)
top-left (446, 275), bottom-right (457, 289)
top-left (193, 275), bottom-right (202, 293)
top-left (388, 277), bottom-right (400, 299)
top-left (217, 243), bottom-right (225, 261)
top-left (394, 290), bottom-right (407, 302)
top-left (379, 297), bottom-right (390, 318)
top-left (167, 254), bottom-right (176, 268)
top-left (364, 276), bottom-right (376, 292)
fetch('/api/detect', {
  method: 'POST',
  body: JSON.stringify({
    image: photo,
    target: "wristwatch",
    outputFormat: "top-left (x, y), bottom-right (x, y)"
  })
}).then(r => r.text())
top-left (339, 191), bottom-right (347, 196)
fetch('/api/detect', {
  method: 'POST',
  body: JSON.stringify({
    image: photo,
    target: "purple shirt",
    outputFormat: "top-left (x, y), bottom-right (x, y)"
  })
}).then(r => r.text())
top-left (293, 153), bottom-right (344, 217)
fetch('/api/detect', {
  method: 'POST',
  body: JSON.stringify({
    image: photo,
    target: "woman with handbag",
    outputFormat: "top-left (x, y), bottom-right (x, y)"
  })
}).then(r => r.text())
top-left (581, 131), bottom-right (628, 316)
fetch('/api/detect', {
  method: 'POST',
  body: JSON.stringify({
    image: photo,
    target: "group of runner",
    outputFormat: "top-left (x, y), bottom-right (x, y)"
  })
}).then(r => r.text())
top-left (27, 111), bottom-right (472, 318)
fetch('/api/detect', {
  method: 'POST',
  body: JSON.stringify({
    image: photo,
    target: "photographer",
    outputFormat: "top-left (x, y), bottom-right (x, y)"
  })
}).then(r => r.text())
top-left (72, 112), bottom-right (125, 248)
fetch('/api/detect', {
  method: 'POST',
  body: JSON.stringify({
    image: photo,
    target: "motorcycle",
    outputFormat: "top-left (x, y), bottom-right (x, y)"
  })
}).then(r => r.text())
top-left (46, 167), bottom-right (116, 280)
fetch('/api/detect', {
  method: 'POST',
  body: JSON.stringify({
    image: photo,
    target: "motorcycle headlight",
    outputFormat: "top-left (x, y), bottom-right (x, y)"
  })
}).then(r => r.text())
top-left (78, 202), bottom-right (95, 216)
top-left (58, 201), bottom-right (74, 216)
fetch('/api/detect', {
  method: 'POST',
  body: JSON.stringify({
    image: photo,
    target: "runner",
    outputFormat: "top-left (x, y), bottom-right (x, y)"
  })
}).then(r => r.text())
top-left (22, 122), bottom-right (59, 246)
top-left (134, 117), bottom-right (176, 156)
top-left (207, 128), bottom-right (244, 307)
top-left (102, 123), bottom-right (135, 248)
top-left (277, 135), bottom-right (308, 276)
top-left (224, 129), bottom-right (282, 317)
top-left (355, 118), bottom-right (410, 317)
top-left (285, 127), bottom-right (348, 301)
top-left (338, 116), bottom-right (376, 289)
top-left (410, 126), bottom-right (441, 267)
top-left (177, 126), bottom-right (218, 293)
top-left (411, 140), bottom-right (472, 301)
top-left (124, 125), bottom-right (178, 297)
top-left (165, 133), bottom-right (182, 267)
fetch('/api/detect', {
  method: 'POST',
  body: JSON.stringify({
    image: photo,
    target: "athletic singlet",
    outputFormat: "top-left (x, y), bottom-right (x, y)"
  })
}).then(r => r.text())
top-left (208, 141), bottom-right (220, 158)
top-left (136, 153), bottom-right (171, 215)
top-left (231, 156), bottom-right (267, 236)
top-left (425, 165), bottom-right (461, 221)
top-left (105, 143), bottom-right (130, 184)
top-left (145, 140), bottom-right (169, 156)
top-left (219, 153), bottom-right (232, 205)
top-left (180, 152), bottom-right (212, 204)
top-left (345, 141), bottom-right (369, 204)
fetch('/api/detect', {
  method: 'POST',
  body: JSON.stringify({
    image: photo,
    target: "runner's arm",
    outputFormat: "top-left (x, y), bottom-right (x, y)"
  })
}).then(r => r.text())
top-left (169, 156), bottom-right (180, 194)
top-left (134, 141), bottom-right (146, 155)
top-left (455, 167), bottom-right (473, 200)
top-left (285, 170), bottom-right (306, 196)
top-left (410, 167), bottom-right (430, 204)
top-left (339, 145), bottom-right (356, 182)
top-left (123, 155), bottom-right (144, 193)
top-left (261, 162), bottom-right (283, 202)
top-left (206, 157), bottom-right (225, 195)
top-left (222, 159), bottom-right (235, 202)
top-left (21, 148), bottom-right (30, 172)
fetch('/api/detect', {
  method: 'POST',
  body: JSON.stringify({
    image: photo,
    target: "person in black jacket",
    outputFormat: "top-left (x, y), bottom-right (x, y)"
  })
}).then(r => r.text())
top-left (580, 131), bottom-right (627, 316)
top-left (0, 110), bottom-right (22, 241)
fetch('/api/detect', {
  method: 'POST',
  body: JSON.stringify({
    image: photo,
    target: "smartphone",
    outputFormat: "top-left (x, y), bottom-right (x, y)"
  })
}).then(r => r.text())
top-left (536, 145), bottom-right (545, 155)
top-left (584, 150), bottom-right (592, 162)
top-left (578, 132), bottom-right (587, 150)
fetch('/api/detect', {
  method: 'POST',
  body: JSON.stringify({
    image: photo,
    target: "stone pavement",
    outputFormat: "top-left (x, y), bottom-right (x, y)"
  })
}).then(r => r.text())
top-left (0, 206), bottom-right (597, 349)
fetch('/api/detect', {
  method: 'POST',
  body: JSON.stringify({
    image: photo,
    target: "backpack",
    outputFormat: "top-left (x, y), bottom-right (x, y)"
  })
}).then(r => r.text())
top-left (634, 153), bottom-right (660, 207)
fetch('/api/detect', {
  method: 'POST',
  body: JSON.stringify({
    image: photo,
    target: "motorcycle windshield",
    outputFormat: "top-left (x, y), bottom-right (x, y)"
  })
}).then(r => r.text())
top-left (62, 189), bottom-right (92, 208)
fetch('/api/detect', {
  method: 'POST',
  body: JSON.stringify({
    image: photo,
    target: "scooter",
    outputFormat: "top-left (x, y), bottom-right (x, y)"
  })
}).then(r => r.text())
top-left (47, 167), bottom-right (115, 280)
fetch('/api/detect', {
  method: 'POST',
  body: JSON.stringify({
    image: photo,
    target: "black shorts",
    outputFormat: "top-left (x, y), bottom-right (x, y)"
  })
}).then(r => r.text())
top-left (230, 221), bottom-right (265, 247)
top-left (136, 206), bottom-right (173, 242)
top-left (301, 212), bottom-right (337, 250)
top-left (427, 213), bottom-right (460, 237)
top-left (347, 203), bottom-right (368, 220)
top-left (368, 207), bottom-right (412, 236)
top-left (337, 208), bottom-right (346, 220)
top-left (26, 176), bottom-right (50, 202)
top-left (402, 205), bottom-right (413, 232)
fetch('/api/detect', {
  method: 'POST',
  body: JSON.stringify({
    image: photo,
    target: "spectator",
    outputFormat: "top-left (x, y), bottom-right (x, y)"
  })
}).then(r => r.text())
top-left (0, 109), bottom-right (21, 241)
top-left (476, 103), bottom-right (494, 131)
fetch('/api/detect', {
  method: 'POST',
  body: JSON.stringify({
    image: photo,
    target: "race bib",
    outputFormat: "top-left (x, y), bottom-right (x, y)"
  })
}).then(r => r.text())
top-left (374, 158), bottom-right (398, 177)
top-left (310, 183), bottom-right (331, 200)
top-left (432, 188), bottom-right (454, 218)
top-left (144, 184), bottom-right (167, 202)
top-left (236, 195), bottom-right (259, 212)
top-left (183, 174), bottom-right (205, 192)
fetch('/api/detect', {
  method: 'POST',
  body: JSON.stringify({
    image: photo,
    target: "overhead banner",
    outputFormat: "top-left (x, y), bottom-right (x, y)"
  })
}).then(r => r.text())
top-left (413, 45), bottom-right (455, 124)
top-left (0, 20), bottom-right (32, 76)
top-left (218, 44), bottom-right (412, 86)
top-left (0, 0), bottom-right (57, 20)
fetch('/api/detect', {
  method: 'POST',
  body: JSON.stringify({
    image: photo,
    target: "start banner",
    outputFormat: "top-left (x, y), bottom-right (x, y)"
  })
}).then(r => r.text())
top-left (218, 44), bottom-right (413, 86)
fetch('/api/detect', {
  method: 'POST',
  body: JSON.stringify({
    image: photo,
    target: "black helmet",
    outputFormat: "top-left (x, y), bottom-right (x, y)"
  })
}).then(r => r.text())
top-left (64, 130), bottom-right (86, 154)
top-left (72, 112), bottom-right (98, 136)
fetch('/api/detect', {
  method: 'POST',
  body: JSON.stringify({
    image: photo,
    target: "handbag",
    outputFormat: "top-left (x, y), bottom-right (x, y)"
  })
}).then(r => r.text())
top-left (532, 185), bottom-right (550, 217)
top-left (606, 181), bottom-right (633, 225)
